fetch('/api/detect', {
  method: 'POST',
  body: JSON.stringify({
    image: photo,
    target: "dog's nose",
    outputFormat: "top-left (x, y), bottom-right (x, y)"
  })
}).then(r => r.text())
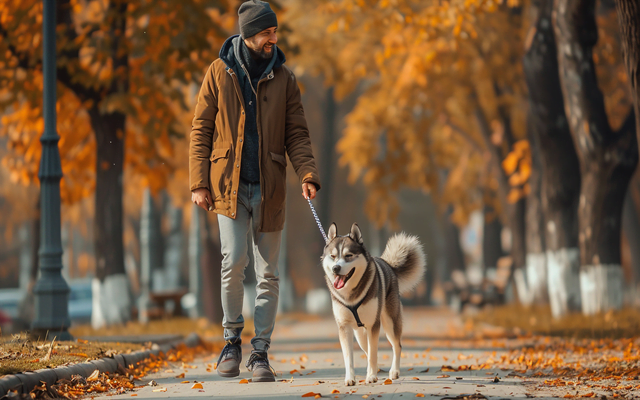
top-left (332, 265), bottom-right (341, 274)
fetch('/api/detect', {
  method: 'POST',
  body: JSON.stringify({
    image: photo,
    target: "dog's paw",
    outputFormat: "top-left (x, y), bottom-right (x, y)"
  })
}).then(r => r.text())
top-left (345, 378), bottom-right (356, 386)
top-left (365, 375), bottom-right (378, 384)
top-left (389, 369), bottom-right (400, 380)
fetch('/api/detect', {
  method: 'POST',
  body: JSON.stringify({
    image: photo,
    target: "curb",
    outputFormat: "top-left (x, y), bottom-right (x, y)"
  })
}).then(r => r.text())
top-left (0, 333), bottom-right (202, 398)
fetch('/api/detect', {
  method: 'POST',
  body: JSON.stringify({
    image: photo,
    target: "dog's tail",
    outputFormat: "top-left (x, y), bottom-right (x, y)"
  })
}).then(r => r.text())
top-left (381, 233), bottom-right (427, 294)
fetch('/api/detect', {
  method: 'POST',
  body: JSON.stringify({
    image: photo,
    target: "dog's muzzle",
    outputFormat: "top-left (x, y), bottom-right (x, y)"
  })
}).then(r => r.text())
top-left (332, 265), bottom-right (341, 274)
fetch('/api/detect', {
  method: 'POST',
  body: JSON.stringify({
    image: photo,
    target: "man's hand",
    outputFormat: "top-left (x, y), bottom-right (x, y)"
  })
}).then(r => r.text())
top-left (192, 188), bottom-right (213, 211)
top-left (302, 183), bottom-right (317, 200)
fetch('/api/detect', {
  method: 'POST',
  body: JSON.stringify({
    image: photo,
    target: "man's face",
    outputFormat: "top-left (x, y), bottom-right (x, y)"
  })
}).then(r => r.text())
top-left (244, 27), bottom-right (277, 60)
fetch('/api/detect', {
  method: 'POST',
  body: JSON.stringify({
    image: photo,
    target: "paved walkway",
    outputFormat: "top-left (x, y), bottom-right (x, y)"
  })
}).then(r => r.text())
top-left (95, 307), bottom-right (556, 399)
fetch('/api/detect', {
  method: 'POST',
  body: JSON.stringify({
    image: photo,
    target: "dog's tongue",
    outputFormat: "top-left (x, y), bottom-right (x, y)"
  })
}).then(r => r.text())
top-left (333, 275), bottom-right (346, 290)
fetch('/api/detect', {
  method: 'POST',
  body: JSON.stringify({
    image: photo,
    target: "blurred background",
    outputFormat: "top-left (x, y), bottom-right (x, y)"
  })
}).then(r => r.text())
top-left (0, 0), bottom-right (639, 336)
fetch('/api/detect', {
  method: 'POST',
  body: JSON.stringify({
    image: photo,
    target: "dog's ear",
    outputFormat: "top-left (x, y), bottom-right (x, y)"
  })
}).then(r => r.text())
top-left (349, 223), bottom-right (364, 245)
top-left (327, 223), bottom-right (338, 241)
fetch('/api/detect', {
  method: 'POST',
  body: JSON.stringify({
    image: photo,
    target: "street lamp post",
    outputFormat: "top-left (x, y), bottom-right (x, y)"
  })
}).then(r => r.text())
top-left (31, 0), bottom-right (72, 340)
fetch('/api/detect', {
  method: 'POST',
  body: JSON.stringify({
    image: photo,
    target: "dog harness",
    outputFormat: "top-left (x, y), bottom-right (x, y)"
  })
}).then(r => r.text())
top-left (340, 295), bottom-right (366, 328)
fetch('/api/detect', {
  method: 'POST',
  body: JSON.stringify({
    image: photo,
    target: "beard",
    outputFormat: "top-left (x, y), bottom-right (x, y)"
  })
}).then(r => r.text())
top-left (248, 43), bottom-right (274, 60)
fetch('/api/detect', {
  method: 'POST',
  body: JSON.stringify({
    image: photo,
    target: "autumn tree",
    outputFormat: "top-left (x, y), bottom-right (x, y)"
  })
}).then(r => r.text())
top-left (0, 0), bottom-right (235, 327)
top-left (615, 0), bottom-right (640, 150)
top-left (554, 0), bottom-right (638, 314)
top-left (285, 0), bottom-right (530, 296)
top-left (522, 0), bottom-right (581, 316)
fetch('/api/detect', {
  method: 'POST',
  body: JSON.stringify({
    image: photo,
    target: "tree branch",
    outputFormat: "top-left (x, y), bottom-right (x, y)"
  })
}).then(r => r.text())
top-left (443, 117), bottom-right (484, 153)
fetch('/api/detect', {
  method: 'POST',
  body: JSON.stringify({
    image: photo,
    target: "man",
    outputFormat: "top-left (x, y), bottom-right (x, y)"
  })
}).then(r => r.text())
top-left (189, 0), bottom-right (321, 383)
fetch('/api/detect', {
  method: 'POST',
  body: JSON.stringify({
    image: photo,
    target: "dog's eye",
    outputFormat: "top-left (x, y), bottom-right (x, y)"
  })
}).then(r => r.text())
top-left (330, 254), bottom-right (336, 259)
top-left (345, 254), bottom-right (353, 260)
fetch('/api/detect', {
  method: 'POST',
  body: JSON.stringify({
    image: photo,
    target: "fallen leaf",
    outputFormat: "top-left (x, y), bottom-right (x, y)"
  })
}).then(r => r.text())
top-left (442, 366), bottom-right (457, 372)
top-left (152, 388), bottom-right (167, 393)
top-left (131, 395), bottom-right (137, 397)
top-left (419, 368), bottom-right (430, 373)
top-left (564, 395), bottom-right (574, 398)
top-left (331, 389), bottom-right (340, 394)
top-left (438, 375), bottom-right (450, 378)
top-left (87, 370), bottom-right (100, 382)
top-left (430, 355), bottom-right (438, 360)
top-left (302, 392), bottom-right (320, 398)
top-left (175, 373), bottom-right (185, 378)
top-left (412, 377), bottom-right (419, 380)
top-left (408, 368), bottom-right (414, 371)
top-left (191, 383), bottom-right (203, 389)
top-left (581, 394), bottom-right (595, 398)
top-left (206, 368), bottom-right (212, 372)
top-left (239, 379), bottom-right (249, 384)
top-left (416, 395), bottom-right (425, 398)
top-left (384, 379), bottom-right (393, 385)
top-left (290, 369), bottom-right (301, 375)
top-left (181, 380), bottom-right (190, 384)
top-left (77, 338), bottom-right (89, 344)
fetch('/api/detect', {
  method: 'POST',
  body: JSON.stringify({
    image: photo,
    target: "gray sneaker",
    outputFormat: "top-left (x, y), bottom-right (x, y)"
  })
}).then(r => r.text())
top-left (246, 351), bottom-right (276, 382)
top-left (216, 340), bottom-right (242, 378)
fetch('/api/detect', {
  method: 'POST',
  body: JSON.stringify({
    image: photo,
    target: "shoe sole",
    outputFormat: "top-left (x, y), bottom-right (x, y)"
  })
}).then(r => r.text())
top-left (252, 376), bottom-right (276, 382)
top-left (217, 369), bottom-right (240, 378)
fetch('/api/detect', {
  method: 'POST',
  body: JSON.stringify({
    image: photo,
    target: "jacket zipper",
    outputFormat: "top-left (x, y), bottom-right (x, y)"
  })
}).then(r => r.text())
top-left (256, 70), bottom-right (275, 232)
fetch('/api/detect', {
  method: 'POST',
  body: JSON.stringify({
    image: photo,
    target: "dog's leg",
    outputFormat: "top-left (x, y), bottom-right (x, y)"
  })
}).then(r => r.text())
top-left (354, 327), bottom-right (368, 356)
top-left (365, 322), bottom-right (380, 384)
top-left (338, 325), bottom-right (356, 386)
top-left (382, 311), bottom-right (402, 380)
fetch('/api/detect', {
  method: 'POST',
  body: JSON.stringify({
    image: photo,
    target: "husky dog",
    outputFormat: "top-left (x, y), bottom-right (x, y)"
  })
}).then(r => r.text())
top-left (322, 223), bottom-right (426, 386)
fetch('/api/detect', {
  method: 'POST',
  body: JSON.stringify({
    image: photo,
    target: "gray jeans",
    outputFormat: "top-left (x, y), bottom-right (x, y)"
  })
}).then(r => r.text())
top-left (217, 179), bottom-right (282, 352)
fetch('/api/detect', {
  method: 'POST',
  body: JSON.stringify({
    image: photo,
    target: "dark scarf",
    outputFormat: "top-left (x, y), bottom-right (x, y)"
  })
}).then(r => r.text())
top-left (240, 41), bottom-right (270, 88)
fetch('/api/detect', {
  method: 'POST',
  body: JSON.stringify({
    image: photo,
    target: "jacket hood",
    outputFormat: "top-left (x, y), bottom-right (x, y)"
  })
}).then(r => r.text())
top-left (219, 34), bottom-right (286, 75)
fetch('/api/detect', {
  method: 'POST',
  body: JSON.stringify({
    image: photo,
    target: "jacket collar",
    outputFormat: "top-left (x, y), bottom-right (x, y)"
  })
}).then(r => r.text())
top-left (219, 34), bottom-right (285, 79)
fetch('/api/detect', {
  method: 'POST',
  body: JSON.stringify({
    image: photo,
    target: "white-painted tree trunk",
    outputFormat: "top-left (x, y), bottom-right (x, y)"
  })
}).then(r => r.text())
top-left (91, 274), bottom-right (131, 329)
top-left (163, 203), bottom-right (183, 291)
top-left (138, 188), bottom-right (163, 323)
top-left (580, 264), bottom-right (623, 315)
top-left (547, 248), bottom-right (581, 318)
top-left (514, 253), bottom-right (548, 306)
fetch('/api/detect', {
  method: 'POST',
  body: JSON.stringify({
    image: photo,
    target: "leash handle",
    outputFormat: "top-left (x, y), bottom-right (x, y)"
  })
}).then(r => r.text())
top-left (307, 198), bottom-right (328, 244)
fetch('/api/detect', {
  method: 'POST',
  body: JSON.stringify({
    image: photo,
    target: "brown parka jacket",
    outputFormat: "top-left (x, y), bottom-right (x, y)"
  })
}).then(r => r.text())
top-left (189, 36), bottom-right (321, 232)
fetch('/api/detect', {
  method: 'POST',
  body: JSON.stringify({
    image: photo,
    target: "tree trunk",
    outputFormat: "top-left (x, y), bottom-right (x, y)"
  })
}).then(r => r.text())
top-left (623, 186), bottom-right (640, 283)
top-left (163, 194), bottom-right (184, 292)
top-left (89, 108), bottom-right (130, 328)
top-left (482, 205), bottom-right (503, 277)
top-left (201, 213), bottom-right (223, 325)
top-left (554, 0), bottom-right (639, 314)
top-left (615, 0), bottom-right (640, 151)
top-left (516, 126), bottom-right (548, 305)
top-left (189, 205), bottom-right (204, 318)
top-left (137, 188), bottom-right (164, 323)
top-left (441, 205), bottom-right (468, 311)
top-left (522, 0), bottom-right (582, 317)
top-left (473, 101), bottom-right (527, 303)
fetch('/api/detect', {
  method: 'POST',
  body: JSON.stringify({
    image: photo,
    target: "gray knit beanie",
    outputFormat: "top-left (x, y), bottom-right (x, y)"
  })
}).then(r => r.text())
top-left (238, 0), bottom-right (278, 39)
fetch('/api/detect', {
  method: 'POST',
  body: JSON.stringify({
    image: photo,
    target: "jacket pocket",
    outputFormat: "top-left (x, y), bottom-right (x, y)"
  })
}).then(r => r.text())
top-left (209, 147), bottom-right (231, 200)
top-left (270, 152), bottom-right (287, 167)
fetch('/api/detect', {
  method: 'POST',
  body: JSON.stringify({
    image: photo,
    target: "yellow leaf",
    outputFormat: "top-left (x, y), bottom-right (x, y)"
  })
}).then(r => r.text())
top-left (191, 383), bottom-right (203, 389)
top-left (384, 378), bottom-right (393, 385)
top-left (239, 379), bottom-right (249, 384)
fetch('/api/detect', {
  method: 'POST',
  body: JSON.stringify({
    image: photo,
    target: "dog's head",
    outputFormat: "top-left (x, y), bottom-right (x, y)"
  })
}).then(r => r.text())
top-left (322, 223), bottom-right (369, 291)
